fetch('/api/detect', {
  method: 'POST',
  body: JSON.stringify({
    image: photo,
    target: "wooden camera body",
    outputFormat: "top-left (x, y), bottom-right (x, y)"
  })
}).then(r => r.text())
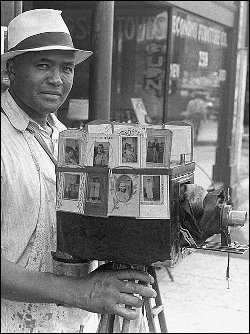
top-left (56, 121), bottom-right (195, 266)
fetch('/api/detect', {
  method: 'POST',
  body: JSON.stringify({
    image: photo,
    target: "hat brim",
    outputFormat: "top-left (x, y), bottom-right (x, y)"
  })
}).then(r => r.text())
top-left (1, 45), bottom-right (93, 71)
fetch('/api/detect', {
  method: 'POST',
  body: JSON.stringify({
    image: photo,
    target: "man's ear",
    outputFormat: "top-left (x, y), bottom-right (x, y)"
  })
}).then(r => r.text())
top-left (6, 59), bottom-right (16, 82)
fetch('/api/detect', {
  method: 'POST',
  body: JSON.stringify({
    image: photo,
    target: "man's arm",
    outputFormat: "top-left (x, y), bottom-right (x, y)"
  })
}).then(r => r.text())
top-left (1, 257), bottom-right (156, 320)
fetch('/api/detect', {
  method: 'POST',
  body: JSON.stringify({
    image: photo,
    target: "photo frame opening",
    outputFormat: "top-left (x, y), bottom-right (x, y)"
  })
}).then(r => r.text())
top-left (121, 137), bottom-right (138, 163)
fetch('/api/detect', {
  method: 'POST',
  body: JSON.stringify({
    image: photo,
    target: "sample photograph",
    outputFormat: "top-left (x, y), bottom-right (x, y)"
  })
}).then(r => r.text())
top-left (146, 136), bottom-right (165, 165)
top-left (142, 175), bottom-right (161, 202)
top-left (64, 138), bottom-right (80, 165)
top-left (115, 175), bottom-right (133, 202)
top-left (87, 176), bottom-right (102, 203)
top-left (63, 173), bottom-right (80, 200)
top-left (93, 142), bottom-right (110, 167)
top-left (121, 137), bottom-right (138, 163)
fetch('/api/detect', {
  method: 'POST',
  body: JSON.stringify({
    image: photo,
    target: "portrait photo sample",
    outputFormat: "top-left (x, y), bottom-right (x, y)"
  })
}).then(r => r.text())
top-left (121, 137), bottom-right (138, 163)
top-left (146, 136), bottom-right (165, 165)
top-left (93, 142), bottom-right (110, 167)
top-left (142, 175), bottom-right (161, 202)
top-left (64, 138), bottom-right (80, 165)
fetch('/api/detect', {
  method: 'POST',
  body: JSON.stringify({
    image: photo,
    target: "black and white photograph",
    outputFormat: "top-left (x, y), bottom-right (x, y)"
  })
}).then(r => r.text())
top-left (87, 176), bottom-right (102, 203)
top-left (115, 175), bottom-right (133, 203)
top-left (1, 1), bottom-right (248, 334)
top-left (121, 137), bottom-right (138, 163)
top-left (56, 172), bottom-right (85, 215)
top-left (146, 136), bottom-right (165, 165)
top-left (142, 175), bottom-right (161, 202)
top-left (57, 129), bottom-right (86, 167)
top-left (64, 138), bottom-right (80, 165)
top-left (63, 173), bottom-right (80, 200)
top-left (93, 142), bottom-right (110, 167)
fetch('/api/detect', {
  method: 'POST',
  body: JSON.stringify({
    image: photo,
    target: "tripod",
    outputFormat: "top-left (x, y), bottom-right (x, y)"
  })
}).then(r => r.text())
top-left (96, 264), bottom-right (168, 333)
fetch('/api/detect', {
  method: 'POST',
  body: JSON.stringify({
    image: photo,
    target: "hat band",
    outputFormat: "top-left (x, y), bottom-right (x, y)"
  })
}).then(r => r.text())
top-left (8, 32), bottom-right (75, 52)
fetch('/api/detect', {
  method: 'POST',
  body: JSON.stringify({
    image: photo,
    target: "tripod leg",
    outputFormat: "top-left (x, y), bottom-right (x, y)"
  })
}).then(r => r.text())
top-left (107, 314), bottom-right (115, 333)
top-left (148, 266), bottom-right (168, 333)
top-left (144, 297), bottom-right (158, 333)
top-left (164, 265), bottom-right (174, 282)
top-left (97, 314), bottom-right (115, 333)
top-left (121, 318), bottom-right (130, 333)
top-left (97, 314), bottom-right (109, 333)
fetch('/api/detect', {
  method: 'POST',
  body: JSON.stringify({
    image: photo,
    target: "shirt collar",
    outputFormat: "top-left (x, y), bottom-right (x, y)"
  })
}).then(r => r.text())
top-left (1, 90), bottom-right (30, 132)
top-left (1, 90), bottom-right (66, 133)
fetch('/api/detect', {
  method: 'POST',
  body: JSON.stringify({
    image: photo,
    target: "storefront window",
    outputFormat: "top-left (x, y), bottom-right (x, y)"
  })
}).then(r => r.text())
top-left (59, 9), bottom-right (92, 127)
top-left (168, 9), bottom-right (229, 144)
top-left (111, 8), bottom-right (169, 124)
top-left (62, 10), bottom-right (92, 99)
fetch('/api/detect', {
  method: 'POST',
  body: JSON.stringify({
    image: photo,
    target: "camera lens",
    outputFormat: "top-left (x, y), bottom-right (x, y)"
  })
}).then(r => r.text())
top-left (228, 210), bottom-right (247, 227)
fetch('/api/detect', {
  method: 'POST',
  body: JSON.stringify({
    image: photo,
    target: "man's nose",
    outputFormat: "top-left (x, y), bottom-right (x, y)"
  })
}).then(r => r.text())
top-left (47, 68), bottom-right (63, 85)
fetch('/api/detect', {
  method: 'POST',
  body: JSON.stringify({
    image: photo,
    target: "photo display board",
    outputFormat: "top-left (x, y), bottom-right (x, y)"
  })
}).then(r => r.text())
top-left (56, 120), bottom-right (192, 219)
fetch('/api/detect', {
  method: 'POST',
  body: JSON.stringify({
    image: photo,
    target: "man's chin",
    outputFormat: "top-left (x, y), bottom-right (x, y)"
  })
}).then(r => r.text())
top-left (37, 101), bottom-right (63, 114)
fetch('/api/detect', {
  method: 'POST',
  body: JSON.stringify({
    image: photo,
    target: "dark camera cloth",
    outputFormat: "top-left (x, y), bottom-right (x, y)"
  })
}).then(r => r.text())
top-left (57, 188), bottom-right (225, 264)
top-left (179, 188), bottom-right (225, 246)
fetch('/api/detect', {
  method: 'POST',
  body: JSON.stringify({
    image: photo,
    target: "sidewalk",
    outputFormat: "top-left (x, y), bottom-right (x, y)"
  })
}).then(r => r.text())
top-left (155, 127), bottom-right (249, 333)
top-left (157, 192), bottom-right (249, 333)
top-left (157, 250), bottom-right (249, 333)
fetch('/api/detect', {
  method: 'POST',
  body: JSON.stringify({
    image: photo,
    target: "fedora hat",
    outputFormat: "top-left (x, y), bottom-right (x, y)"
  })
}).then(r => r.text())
top-left (1, 8), bottom-right (93, 71)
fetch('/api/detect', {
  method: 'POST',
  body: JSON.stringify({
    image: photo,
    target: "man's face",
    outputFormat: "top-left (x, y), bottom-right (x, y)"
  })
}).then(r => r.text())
top-left (10, 50), bottom-right (76, 114)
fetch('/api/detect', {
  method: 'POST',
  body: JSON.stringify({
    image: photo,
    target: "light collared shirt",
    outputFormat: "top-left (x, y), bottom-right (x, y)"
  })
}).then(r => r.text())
top-left (1, 90), bottom-right (66, 263)
top-left (1, 90), bottom-right (98, 333)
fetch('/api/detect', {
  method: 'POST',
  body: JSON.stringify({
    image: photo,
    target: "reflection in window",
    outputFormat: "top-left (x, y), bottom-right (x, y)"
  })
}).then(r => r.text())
top-left (111, 9), bottom-right (169, 125)
top-left (168, 9), bottom-right (229, 144)
top-left (56, 9), bottom-right (92, 128)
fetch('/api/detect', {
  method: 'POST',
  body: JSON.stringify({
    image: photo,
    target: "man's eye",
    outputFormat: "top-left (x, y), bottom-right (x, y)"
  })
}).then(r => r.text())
top-left (63, 66), bottom-right (74, 73)
top-left (37, 64), bottom-right (49, 69)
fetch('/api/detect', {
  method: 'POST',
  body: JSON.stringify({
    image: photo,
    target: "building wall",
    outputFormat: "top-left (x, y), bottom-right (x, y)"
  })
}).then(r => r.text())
top-left (151, 1), bottom-right (237, 27)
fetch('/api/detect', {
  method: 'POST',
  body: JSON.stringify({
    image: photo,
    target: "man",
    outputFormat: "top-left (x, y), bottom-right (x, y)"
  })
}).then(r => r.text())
top-left (1, 9), bottom-right (156, 333)
top-left (184, 91), bottom-right (207, 143)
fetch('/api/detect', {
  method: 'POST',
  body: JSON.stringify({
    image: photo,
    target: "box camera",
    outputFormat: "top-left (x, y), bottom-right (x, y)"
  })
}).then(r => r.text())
top-left (56, 121), bottom-right (248, 266)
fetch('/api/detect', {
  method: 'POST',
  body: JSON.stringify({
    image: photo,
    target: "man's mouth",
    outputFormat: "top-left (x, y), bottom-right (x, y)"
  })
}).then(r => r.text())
top-left (41, 91), bottom-right (62, 96)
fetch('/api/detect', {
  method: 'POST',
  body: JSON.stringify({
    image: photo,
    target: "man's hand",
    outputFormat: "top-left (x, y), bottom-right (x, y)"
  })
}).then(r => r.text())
top-left (1, 258), bottom-right (156, 320)
top-left (64, 264), bottom-right (157, 320)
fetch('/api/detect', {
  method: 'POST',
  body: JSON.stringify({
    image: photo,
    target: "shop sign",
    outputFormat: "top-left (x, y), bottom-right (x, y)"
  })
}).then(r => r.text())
top-left (116, 11), bottom-right (168, 41)
top-left (172, 15), bottom-right (228, 48)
